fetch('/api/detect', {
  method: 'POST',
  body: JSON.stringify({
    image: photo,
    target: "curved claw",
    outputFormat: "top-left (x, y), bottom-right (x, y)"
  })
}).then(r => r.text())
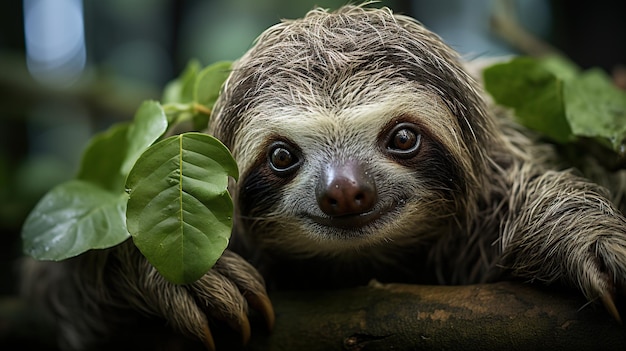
top-left (224, 309), bottom-right (251, 345)
top-left (201, 323), bottom-right (216, 351)
top-left (179, 250), bottom-right (275, 348)
top-left (601, 292), bottom-right (622, 324)
top-left (215, 250), bottom-right (275, 332)
top-left (246, 291), bottom-right (275, 331)
top-left (588, 239), bottom-right (626, 324)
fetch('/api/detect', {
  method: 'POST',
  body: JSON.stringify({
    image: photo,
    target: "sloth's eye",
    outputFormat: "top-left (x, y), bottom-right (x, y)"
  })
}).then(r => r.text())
top-left (271, 148), bottom-right (294, 168)
top-left (268, 141), bottom-right (301, 175)
top-left (392, 129), bottom-right (417, 150)
top-left (385, 123), bottom-right (421, 158)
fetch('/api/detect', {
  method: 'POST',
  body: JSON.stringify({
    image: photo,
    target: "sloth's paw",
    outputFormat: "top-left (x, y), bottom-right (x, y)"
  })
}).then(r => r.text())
top-left (163, 250), bottom-right (274, 350)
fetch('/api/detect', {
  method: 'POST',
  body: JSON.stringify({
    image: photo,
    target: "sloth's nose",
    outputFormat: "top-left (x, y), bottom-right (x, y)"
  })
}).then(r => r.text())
top-left (316, 160), bottom-right (378, 217)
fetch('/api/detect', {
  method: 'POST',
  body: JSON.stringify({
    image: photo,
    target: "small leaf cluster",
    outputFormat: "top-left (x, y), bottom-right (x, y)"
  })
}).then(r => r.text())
top-left (483, 56), bottom-right (626, 165)
top-left (21, 60), bottom-right (237, 284)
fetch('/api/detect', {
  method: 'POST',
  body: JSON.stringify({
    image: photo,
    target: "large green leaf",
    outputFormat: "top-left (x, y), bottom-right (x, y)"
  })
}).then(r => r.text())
top-left (483, 57), bottom-right (573, 143)
top-left (22, 180), bottom-right (129, 260)
top-left (126, 132), bottom-right (238, 284)
top-left (564, 68), bottom-right (626, 153)
top-left (484, 56), bottom-right (626, 156)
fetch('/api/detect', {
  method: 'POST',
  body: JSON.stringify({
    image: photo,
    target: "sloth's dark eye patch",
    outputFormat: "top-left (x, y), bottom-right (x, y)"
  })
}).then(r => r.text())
top-left (384, 122), bottom-right (421, 158)
top-left (268, 141), bottom-right (301, 175)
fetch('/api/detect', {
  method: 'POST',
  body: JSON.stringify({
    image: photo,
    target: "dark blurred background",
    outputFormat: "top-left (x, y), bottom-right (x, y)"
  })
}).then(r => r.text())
top-left (0, 0), bottom-right (624, 348)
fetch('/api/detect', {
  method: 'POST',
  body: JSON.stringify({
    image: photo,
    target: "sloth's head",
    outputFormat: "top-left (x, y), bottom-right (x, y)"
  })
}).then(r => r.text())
top-left (210, 6), bottom-right (497, 258)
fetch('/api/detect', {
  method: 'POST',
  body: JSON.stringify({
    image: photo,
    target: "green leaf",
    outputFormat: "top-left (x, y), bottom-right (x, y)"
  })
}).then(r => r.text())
top-left (483, 57), bottom-right (573, 143)
top-left (564, 68), bottom-right (626, 153)
top-left (76, 122), bottom-right (131, 192)
top-left (77, 101), bottom-right (167, 191)
top-left (126, 132), bottom-right (238, 284)
top-left (121, 100), bottom-right (168, 175)
top-left (22, 180), bottom-right (129, 260)
top-left (538, 55), bottom-right (580, 81)
top-left (162, 59), bottom-right (202, 104)
top-left (194, 61), bottom-right (231, 108)
top-left (192, 61), bottom-right (232, 130)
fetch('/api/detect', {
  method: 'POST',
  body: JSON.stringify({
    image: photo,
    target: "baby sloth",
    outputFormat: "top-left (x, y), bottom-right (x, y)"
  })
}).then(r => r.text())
top-left (22, 4), bottom-right (626, 351)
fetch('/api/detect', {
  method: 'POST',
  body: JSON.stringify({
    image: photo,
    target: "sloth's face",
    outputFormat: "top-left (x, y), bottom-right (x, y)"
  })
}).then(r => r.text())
top-left (210, 8), bottom-right (490, 258)
top-left (233, 86), bottom-right (472, 257)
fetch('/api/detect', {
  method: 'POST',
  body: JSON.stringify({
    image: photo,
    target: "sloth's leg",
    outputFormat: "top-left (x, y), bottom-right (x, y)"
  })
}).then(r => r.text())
top-left (500, 164), bottom-right (626, 321)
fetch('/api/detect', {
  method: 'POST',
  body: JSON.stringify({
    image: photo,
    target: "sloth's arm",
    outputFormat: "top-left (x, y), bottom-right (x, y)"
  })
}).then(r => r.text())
top-left (21, 241), bottom-right (273, 350)
top-left (499, 164), bottom-right (626, 319)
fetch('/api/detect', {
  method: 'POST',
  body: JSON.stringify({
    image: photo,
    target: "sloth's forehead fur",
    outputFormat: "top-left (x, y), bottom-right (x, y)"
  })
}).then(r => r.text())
top-left (210, 4), bottom-right (495, 181)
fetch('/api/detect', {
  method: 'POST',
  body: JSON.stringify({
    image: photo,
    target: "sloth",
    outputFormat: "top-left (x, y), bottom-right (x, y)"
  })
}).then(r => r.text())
top-left (21, 4), bottom-right (626, 351)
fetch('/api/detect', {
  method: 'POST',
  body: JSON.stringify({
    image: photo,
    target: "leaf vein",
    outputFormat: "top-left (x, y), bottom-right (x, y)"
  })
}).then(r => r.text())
top-left (179, 136), bottom-right (184, 261)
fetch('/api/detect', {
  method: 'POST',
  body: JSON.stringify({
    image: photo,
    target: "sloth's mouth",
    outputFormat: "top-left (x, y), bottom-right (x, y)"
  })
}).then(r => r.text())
top-left (306, 201), bottom-right (399, 230)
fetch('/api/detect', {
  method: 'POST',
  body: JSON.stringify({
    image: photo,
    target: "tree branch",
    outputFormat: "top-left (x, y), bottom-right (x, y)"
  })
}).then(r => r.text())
top-left (245, 281), bottom-right (626, 351)
top-left (489, 0), bottom-right (563, 58)
top-left (4, 281), bottom-right (625, 350)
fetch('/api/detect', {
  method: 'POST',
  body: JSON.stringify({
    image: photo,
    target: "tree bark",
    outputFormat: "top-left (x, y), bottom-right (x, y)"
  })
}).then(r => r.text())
top-left (245, 281), bottom-right (626, 351)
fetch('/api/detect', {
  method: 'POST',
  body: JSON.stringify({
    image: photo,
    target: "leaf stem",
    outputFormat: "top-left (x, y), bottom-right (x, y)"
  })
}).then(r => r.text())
top-left (163, 102), bottom-right (193, 114)
top-left (193, 103), bottom-right (212, 117)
